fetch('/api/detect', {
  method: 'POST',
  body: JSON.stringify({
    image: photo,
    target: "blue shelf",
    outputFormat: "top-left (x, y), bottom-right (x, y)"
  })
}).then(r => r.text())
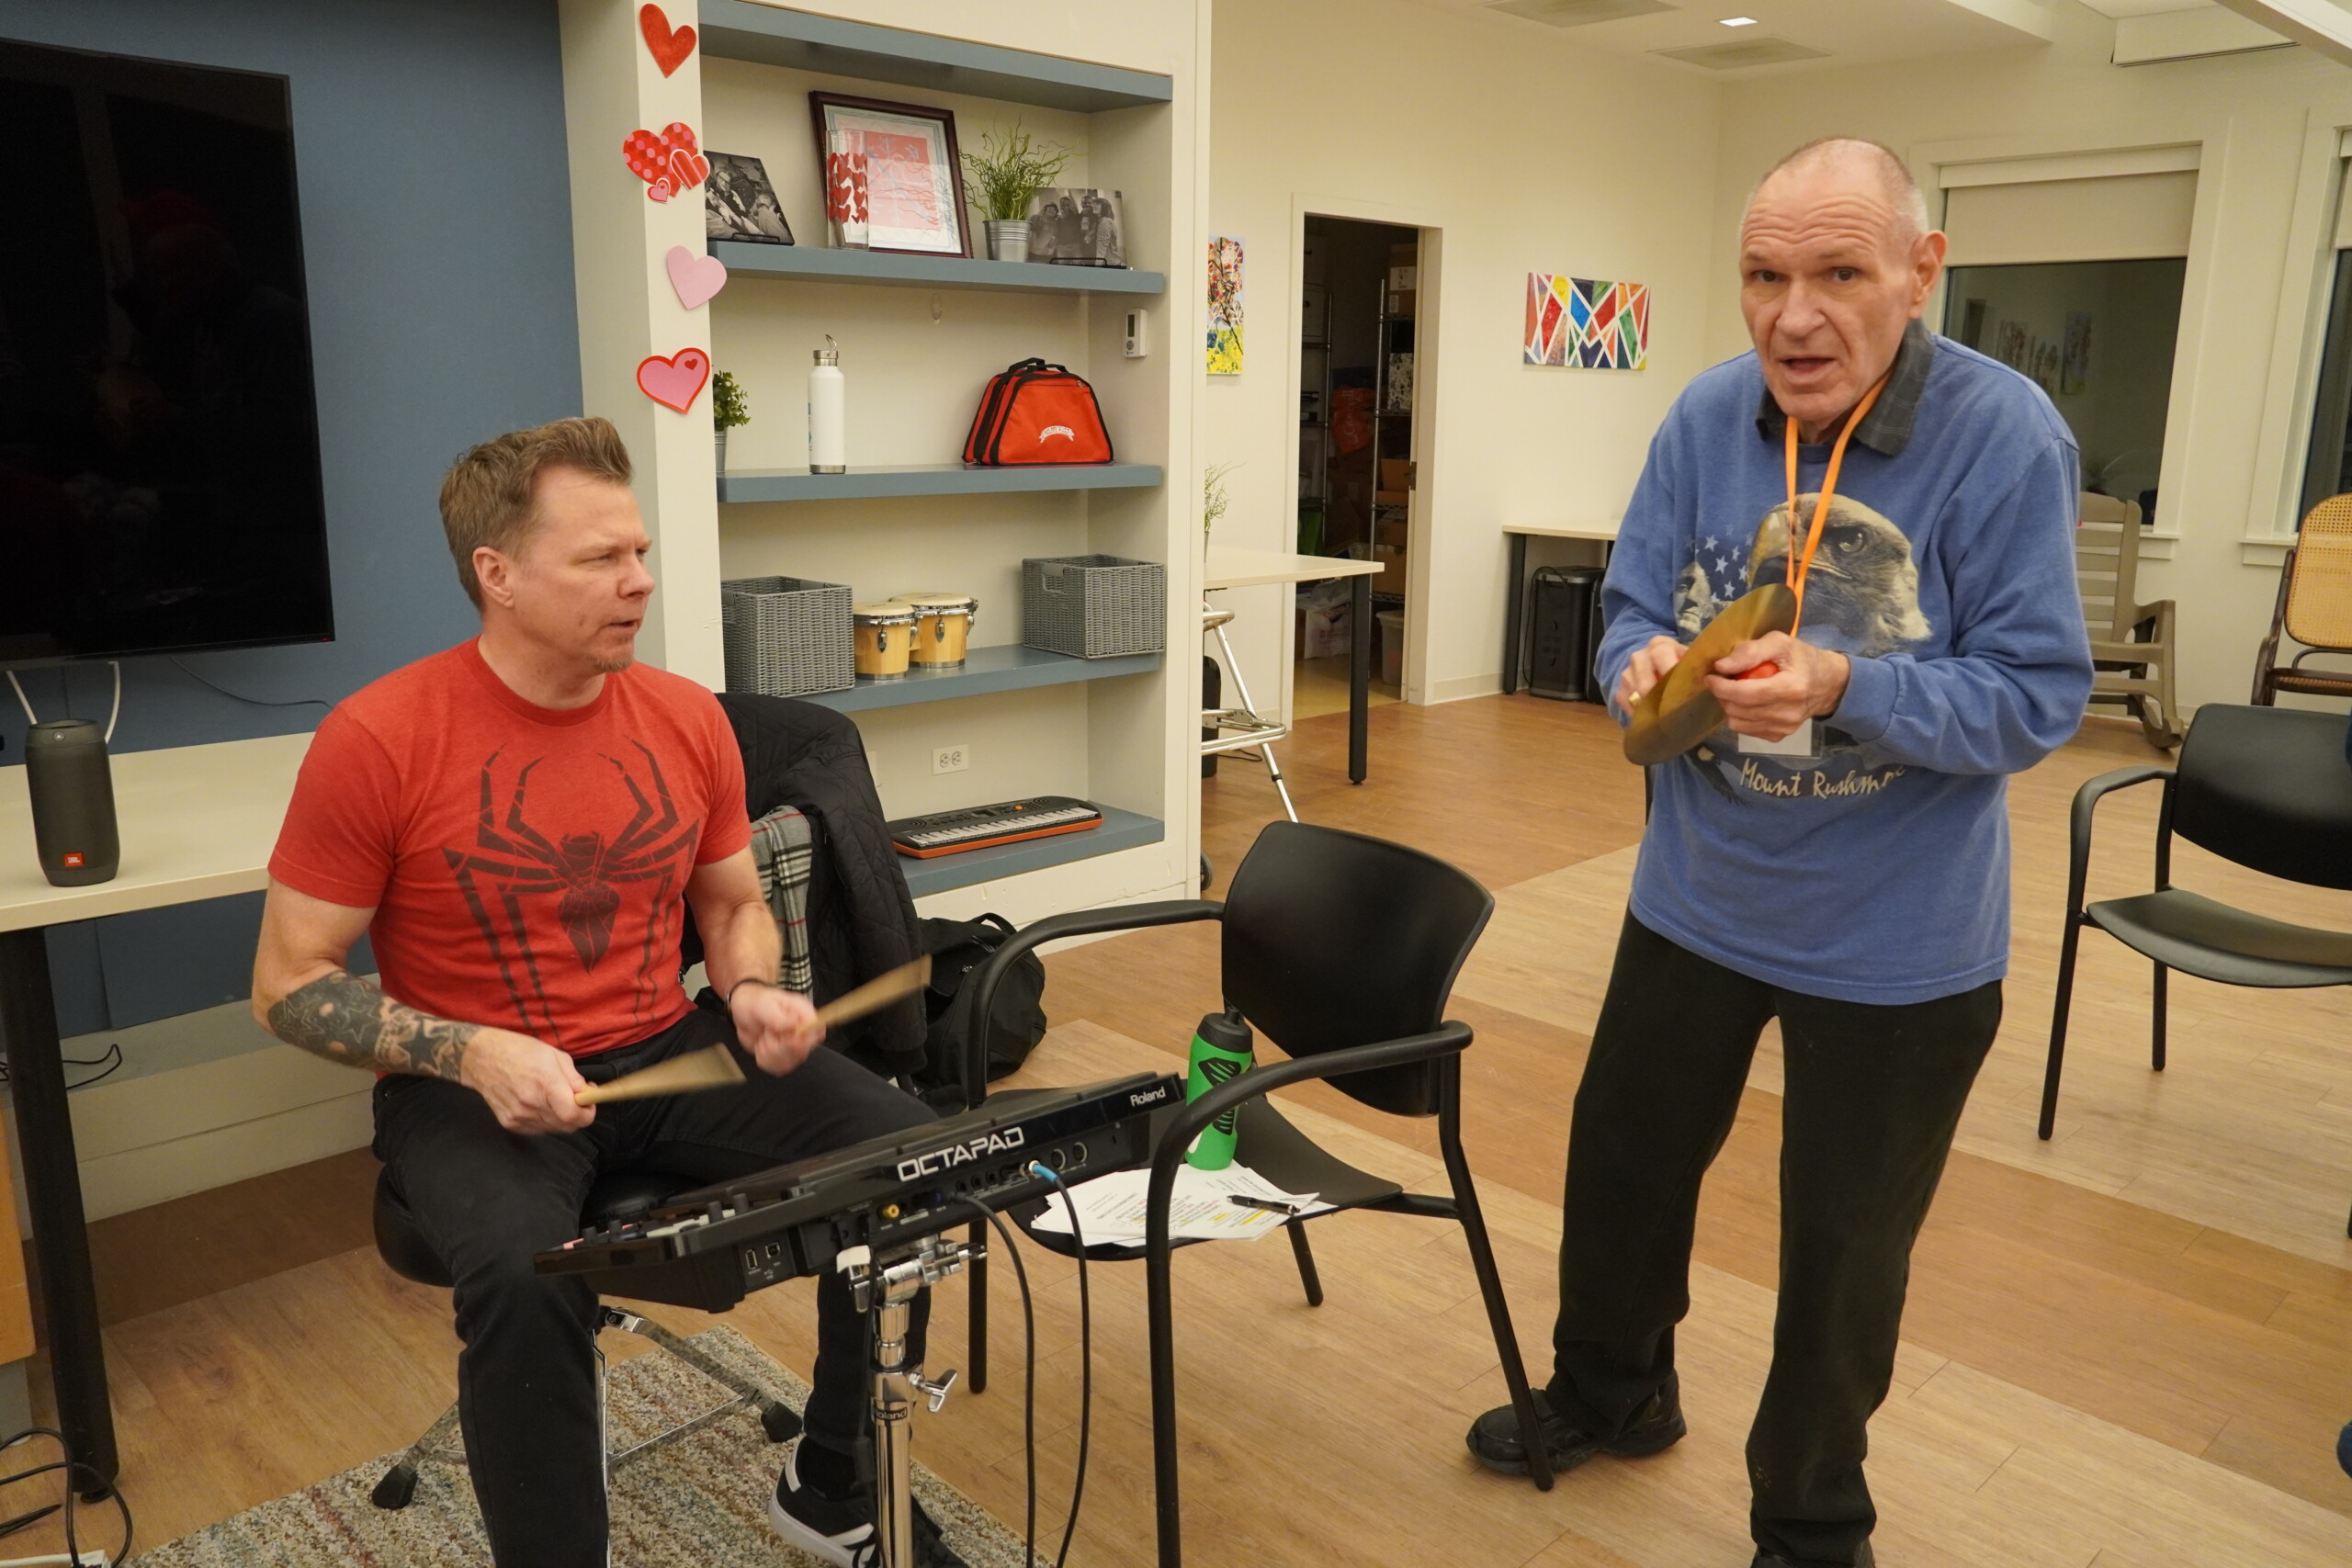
top-left (718, 462), bottom-right (1163, 503)
top-left (800, 644), bottom-right (1159, 714)
top-left (697, 1), bottom-right (1172, 114)
top-left (898, 806), bottom-right (1165, 899)
top-left (711, 241), bottom-right (1164, 296)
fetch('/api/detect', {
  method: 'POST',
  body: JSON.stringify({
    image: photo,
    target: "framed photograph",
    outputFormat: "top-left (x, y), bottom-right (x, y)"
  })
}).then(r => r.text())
top-left (808, 93), bottom-right (968, 257)
top-left (1027, 187), bottom-right (1126, 267)
top-left (704, 152), bottom-right (793, 245)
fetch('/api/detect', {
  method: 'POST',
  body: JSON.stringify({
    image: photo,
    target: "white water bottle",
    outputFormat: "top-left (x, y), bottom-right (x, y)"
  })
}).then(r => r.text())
top-left (808, 335), bottom-right (845, 474)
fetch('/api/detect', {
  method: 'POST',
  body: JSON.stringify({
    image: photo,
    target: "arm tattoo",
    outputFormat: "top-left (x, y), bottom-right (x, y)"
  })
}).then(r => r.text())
top-left (266, 970), bottom-right (479, 1079)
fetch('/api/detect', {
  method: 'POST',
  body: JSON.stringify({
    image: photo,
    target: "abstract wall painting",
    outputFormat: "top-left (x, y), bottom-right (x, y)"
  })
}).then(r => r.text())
top-left (1207, 236), bottom-right (1245, 375)
top-left (1524, 274), bottom-right (1649, 370)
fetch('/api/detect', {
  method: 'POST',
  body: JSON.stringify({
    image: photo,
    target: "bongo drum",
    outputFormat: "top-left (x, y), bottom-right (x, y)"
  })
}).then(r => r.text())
top-left (853, 604), bottom-right (916, 680)
top-left (893, 593), bottom-right (977, 669)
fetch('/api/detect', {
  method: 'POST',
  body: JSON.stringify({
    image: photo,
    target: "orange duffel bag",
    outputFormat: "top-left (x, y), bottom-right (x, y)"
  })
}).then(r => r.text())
top-left (962, 358), bottom-right (1114, 466)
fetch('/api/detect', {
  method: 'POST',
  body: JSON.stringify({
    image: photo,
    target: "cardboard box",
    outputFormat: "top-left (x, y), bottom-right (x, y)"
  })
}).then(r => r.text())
top-left (1375, 490), bottom-right (1410, 506)
top-left (1375, 517), bottom-right (1408, 549)
top-left (1374, 544), bottom-right (1408, 596)
top-left (1379, 458), bottom-right (1412, 491)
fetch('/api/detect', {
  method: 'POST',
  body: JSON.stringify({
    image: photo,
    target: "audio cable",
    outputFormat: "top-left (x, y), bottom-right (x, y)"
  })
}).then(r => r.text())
top-left (1026, 1163), bottom-right (1091, 1568)
top-left (0, 1426), bottom-right (133, 1566)
top-left (947, 1195), bottom-right (1038, 1566)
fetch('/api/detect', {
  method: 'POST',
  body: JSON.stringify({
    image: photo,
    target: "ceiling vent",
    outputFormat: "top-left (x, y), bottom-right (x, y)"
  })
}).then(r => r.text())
top-left (1486, 0), bottom-right (1679, 28)
top-left (1653, 35), bottom-right (1831, 68)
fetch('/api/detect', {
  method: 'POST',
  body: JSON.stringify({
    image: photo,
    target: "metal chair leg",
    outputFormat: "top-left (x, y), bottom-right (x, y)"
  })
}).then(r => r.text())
top-left (1440, 1082), bottom-right (1553, 1492)
top-left (1210, 619), bottom-right (1299, 824)
top-left (967, 1220), bottom-right (989, 1393)
top-left (1287, 1221), bottom-right (1324, 1307)
top-left (2041, 913), bottom-right (2086, 1139)
top-left (606, 1306), bottom-right (799, 1443)
top-left (371, 1400), bottom-right (463, 1509)
top-left (2151, 963), bottom-right (2167, 1071)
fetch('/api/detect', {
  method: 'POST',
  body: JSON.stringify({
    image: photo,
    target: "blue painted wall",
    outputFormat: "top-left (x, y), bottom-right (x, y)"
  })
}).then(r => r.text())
top-left (0, 0), bottom-right (582, 1032)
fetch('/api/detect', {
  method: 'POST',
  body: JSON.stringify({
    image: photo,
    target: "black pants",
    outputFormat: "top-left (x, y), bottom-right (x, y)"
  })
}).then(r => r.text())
top-left (373, 1007), bottom-right (935, 1568)
top-left (1552, 916), bottom-right (1999, 1567)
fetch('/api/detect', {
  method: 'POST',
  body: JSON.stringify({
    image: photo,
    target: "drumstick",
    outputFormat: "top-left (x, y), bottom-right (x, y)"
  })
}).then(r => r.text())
top-left (813, 954), bottom-right (933, 1028)
top-left (574, 1043), bottom-right (745, 1106)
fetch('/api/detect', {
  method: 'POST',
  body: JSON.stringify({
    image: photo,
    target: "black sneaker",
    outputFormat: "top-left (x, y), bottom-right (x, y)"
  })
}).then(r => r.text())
top-left (1464, 1375), bottom-right (1686, 1477)
top-left (1754, 1542), bottom-right (1874, 1568)
top-left (768, 1441), bottom-right (969, 1567)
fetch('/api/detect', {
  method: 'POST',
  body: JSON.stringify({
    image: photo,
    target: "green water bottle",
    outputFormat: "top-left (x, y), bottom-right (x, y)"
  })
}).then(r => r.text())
top-left (1183, 1007), bottom-right (1255, 1171)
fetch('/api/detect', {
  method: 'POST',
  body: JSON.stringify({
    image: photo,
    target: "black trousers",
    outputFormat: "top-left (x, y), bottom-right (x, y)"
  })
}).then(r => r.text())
top-left (373, 1006), bottom-right (935, 1568)
top-left (1552, 916), bottom-right (1999, 1567)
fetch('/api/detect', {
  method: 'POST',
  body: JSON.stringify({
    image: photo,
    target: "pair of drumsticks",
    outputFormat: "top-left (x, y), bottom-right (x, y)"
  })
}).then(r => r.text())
top-left (572, 956), bottom-right (932, 1107)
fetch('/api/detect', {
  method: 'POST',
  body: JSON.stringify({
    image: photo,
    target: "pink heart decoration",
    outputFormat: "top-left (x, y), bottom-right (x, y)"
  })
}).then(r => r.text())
top-left (636, 347), bottom-right (710, 413)
top-left (646, 176), bottom-right (674, 204)
top-left (665, 245), bottom-right (728, 310)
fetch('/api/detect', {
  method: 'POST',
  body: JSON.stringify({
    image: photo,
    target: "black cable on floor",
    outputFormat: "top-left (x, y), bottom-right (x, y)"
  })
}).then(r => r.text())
top-left (950, 1198), bottom-right (1037, 1568)
top-left (0, 1427), bottom-right (134, 1565)
top-left (1028, 1165), bottom-right (1091, 1568)
top-left (0, 1042), bottom-right (127, 1093)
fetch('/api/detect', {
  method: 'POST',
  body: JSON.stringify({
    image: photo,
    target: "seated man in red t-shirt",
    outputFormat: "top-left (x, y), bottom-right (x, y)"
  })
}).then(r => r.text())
top-left (252, 417), bottom-right (959, 1568)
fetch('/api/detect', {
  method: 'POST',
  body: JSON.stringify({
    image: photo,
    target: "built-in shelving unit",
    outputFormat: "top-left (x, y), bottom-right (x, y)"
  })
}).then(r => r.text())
top-left (712, 240), bottom-right (1164, 296)
top-left (897, 806), bottom-right (1165, 898)
top-left (801, 644), bottom-right (1159, 714)
top-left (718, 462), bottom-right (1163, 504)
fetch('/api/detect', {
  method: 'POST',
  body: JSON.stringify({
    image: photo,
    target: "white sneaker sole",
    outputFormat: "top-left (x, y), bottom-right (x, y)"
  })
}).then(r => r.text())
top-left (766, 1486), bottom-right (870, 1568)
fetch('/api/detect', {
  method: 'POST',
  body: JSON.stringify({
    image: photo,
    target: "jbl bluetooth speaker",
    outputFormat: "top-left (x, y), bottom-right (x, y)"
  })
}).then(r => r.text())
top-left (24, 719), bottom-right (119, 886)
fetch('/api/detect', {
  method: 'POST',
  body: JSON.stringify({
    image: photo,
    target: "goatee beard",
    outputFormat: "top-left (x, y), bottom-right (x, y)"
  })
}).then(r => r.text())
top-left (591, 652), bottom-right (636, 674)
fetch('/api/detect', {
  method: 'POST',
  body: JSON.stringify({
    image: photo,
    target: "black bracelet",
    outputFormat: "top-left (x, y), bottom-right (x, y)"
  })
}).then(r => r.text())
top-left (725, 978), bottom-right (775, 1007)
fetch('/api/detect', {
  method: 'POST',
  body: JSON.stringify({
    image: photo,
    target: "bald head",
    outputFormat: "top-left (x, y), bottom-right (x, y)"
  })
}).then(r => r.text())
top-left (1737, 136), bottom-right (1947, 443)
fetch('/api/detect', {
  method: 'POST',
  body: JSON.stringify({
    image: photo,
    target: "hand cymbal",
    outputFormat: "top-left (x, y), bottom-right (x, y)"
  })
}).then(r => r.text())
top-left (1623, 583), bottom-right (1798, 766)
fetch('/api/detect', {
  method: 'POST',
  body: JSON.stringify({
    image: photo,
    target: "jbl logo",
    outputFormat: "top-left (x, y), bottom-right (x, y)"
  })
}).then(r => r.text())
top-left (62, 852), bottom-right (84, 868)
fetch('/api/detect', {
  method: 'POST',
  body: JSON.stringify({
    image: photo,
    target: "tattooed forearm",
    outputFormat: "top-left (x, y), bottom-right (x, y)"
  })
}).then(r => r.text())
top-left (266, 970), bottom-right (479, 1079)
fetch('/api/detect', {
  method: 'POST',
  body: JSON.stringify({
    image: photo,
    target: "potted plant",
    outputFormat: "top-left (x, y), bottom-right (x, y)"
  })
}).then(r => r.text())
top-left (961, 123), bottom-right (1070, 264)
top-left (712, 369), bottom-right (749, 475)
top-left (1204, 462), bottom-right (1238, 537)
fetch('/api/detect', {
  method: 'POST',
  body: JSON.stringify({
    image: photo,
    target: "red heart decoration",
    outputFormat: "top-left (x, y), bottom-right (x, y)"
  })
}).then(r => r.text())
top-left (639, 4), bottom-right (696, 76)
top-left (623, 121), bottom-right (706, 199)
top-left (637, 348), bottom-right (710, 413)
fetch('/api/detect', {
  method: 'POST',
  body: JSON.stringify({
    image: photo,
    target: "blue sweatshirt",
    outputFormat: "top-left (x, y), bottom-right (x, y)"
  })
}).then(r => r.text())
top-left (1597, 326), bottom-right (2093, 1005)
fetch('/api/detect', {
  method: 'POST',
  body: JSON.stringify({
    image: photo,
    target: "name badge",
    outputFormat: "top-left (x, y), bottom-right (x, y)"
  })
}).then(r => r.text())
top-left (1738, 720), bottom-right (1817, 759)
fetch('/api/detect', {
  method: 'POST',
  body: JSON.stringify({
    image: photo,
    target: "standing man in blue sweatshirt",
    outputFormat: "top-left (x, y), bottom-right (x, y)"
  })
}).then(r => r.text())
top-left (1465, 139), bottom-right (2092, 1567)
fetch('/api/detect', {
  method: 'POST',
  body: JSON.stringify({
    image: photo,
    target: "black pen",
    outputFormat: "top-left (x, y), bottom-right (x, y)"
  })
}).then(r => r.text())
top-left (1228, 1194), bottom-right (1303, 1216)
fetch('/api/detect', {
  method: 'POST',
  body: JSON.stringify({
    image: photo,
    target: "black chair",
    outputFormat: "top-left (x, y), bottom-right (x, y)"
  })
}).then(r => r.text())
top-left (367, 1167), bottom-right (799, 1510)
top-left (2041, 704), bottom-right (2352, 1229)
top-left (959, 820), bottom-right (1554, 1568)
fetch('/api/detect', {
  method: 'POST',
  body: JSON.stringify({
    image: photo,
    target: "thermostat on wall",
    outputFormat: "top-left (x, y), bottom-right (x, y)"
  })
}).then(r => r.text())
top-left (1125, 308), bottom-right (1149, 358)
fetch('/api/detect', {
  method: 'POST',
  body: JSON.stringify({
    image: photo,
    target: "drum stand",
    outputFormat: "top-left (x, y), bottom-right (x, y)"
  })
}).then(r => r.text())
top-left (842, 1231), bottom-right (976, 1568)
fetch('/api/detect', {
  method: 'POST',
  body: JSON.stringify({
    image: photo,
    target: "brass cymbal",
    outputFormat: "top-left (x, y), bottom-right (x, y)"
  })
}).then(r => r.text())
top-left (1623, 583), bottom-right (1798, 766)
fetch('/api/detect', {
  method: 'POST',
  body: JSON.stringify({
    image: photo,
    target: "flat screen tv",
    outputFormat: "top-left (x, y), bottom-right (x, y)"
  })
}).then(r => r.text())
top-left (0, 38), bottom-right (334, 668)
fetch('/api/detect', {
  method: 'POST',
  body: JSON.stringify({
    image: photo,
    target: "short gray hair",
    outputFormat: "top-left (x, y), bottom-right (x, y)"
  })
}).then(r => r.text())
top-left (1747, 137), bottom-right (1932, 238)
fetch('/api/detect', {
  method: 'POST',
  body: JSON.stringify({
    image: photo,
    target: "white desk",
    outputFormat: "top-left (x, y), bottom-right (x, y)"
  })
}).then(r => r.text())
top-left (0, 730), bottom-right (311, 1490)
top-left (1204, 547), bottom-right (1384, 783)
top-left (1501, 524), bottom-right (1619, 697)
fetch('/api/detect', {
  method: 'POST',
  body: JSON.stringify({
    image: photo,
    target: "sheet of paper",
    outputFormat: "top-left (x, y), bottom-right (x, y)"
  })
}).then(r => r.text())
top-left (1031, 1161), bottom-right (1333, 1247)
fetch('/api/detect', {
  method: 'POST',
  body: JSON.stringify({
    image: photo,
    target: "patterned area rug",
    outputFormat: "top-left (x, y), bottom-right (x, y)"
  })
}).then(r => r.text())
top-left (133, 1325), bottom-right (1027, 1566)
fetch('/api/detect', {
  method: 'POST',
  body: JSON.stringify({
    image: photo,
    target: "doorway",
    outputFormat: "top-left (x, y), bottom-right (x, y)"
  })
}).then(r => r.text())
top-left (1295, 215), bottom-right (1419, 717)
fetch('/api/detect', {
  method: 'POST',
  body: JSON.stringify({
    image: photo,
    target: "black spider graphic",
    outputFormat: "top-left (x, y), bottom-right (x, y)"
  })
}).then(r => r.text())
top-left (442, 741), bottom-right (700, 1042)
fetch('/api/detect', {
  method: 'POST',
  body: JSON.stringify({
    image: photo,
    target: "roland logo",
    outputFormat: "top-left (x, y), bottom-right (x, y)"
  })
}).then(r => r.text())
top-left (1039, 423), bottom-right (1076, 444)
top-left (1129, 1085), bottom-right (1172, 1109)
top-left (897, 1125), bottom-right (1027, 1181)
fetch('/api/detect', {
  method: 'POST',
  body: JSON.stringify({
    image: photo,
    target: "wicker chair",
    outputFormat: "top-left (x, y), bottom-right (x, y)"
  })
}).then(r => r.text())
top-left (2078, 492), bottom-right (2181, 749)
top-left (2252, 494), bottom-right (2352, 705)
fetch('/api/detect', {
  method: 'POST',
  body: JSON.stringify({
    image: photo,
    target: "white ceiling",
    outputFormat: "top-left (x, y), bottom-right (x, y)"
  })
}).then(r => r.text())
top-left (1401, 0), bottom-right (2083, 75)
top-left (2074, 0), bottom-right (2217, 17)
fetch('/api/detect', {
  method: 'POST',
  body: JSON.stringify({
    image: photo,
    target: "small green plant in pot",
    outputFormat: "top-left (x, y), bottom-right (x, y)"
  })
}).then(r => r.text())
top-left (961, 123), bottom-right (1070, 264)
top-left (712, 369), bottom-right (749, 475)
top-left (1204, 462), bottom-right (1238, 536)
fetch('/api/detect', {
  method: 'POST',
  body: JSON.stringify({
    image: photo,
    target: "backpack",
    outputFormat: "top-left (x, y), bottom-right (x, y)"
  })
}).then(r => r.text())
top-left (913, 913), bottom-right (1046, 1103)
top-left (962, 358), bottom-right (1114, 467)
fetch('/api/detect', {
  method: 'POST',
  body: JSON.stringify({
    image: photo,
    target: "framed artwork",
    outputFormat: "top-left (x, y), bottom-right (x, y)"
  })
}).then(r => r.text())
top-left (1207, 235), bottom-right (1244, 375)
top-left (1028, 187), bottom-right (1126, 267)
top-left (705, 152), bottom-right (793, 245)
top-left (1526, 275), bottom-right (1648, 369)
top-left (808, 93), bottom-right (968, 257)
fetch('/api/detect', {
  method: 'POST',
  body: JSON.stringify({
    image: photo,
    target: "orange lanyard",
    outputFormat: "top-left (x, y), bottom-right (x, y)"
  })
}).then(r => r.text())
top-left (1781, 375), bottom-right (1888, 636)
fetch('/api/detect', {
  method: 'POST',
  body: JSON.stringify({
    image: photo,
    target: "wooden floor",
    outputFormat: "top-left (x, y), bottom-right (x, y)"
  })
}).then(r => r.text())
top-left (21, 694), bottom-right (2352, 1565)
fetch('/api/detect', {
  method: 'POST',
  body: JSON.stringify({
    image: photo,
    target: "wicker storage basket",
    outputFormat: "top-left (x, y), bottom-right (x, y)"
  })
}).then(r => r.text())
top-left (720, 576), bottom-right (854, 696)
top-left (1021, 555), bottom-right (1167, 659)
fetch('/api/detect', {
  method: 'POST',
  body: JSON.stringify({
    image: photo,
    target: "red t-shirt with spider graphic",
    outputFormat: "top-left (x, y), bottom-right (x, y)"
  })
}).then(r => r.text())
top-left (268, 639), bottom-right (752, 1059)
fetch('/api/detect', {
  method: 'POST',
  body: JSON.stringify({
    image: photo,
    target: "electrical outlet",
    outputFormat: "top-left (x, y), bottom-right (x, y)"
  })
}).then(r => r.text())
top-left (932, 742), bottom-right (969, 775)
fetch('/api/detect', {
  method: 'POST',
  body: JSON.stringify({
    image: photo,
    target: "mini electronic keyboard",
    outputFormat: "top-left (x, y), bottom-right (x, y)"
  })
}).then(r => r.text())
top-left (887, 795), bottom-right (1102, 859)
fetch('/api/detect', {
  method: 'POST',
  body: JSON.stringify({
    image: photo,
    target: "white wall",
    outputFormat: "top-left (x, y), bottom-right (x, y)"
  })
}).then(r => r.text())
top-left (1702, 6), bottom-right (2352, 713)
top-left (1208, 0), bottom-right (1723, 708)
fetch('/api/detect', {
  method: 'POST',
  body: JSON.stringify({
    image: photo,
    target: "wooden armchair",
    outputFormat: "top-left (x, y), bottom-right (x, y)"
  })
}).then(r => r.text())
top-left (2253, 494), bottom-right (2352, 705)
top-left (2078, 492), bottom-right (2182, 750)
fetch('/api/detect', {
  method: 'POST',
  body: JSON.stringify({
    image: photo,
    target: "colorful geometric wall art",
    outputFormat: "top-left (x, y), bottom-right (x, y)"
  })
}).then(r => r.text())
top-left (1206, 236), bottom-right (1245, 375)
top-left (1524, 274), bottom-right (1648, 370)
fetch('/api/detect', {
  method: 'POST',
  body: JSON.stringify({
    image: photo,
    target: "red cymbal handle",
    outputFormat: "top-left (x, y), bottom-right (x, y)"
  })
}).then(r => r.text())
top-left (1737, 660), bottom-right (1781, 682)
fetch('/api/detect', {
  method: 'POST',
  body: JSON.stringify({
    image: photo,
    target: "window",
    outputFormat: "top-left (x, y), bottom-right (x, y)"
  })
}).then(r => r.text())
top-left (2297, 141), bottom-right (2352, 516)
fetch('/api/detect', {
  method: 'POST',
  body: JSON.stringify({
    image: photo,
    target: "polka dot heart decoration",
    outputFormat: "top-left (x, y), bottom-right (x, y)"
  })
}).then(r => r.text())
top-left (623, 122), bottom-right (709, 204)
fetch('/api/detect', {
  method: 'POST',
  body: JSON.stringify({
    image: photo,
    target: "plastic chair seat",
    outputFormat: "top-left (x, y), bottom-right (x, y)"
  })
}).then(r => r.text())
top-left (2086, 888), bottom-right (2352, 987)
top-left (372, 1168), bottom-right (695, 1290)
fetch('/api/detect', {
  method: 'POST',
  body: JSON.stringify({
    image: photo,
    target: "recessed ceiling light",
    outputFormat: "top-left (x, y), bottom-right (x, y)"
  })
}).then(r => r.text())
top-left (1720, 15), bottom-right (1760, 25)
